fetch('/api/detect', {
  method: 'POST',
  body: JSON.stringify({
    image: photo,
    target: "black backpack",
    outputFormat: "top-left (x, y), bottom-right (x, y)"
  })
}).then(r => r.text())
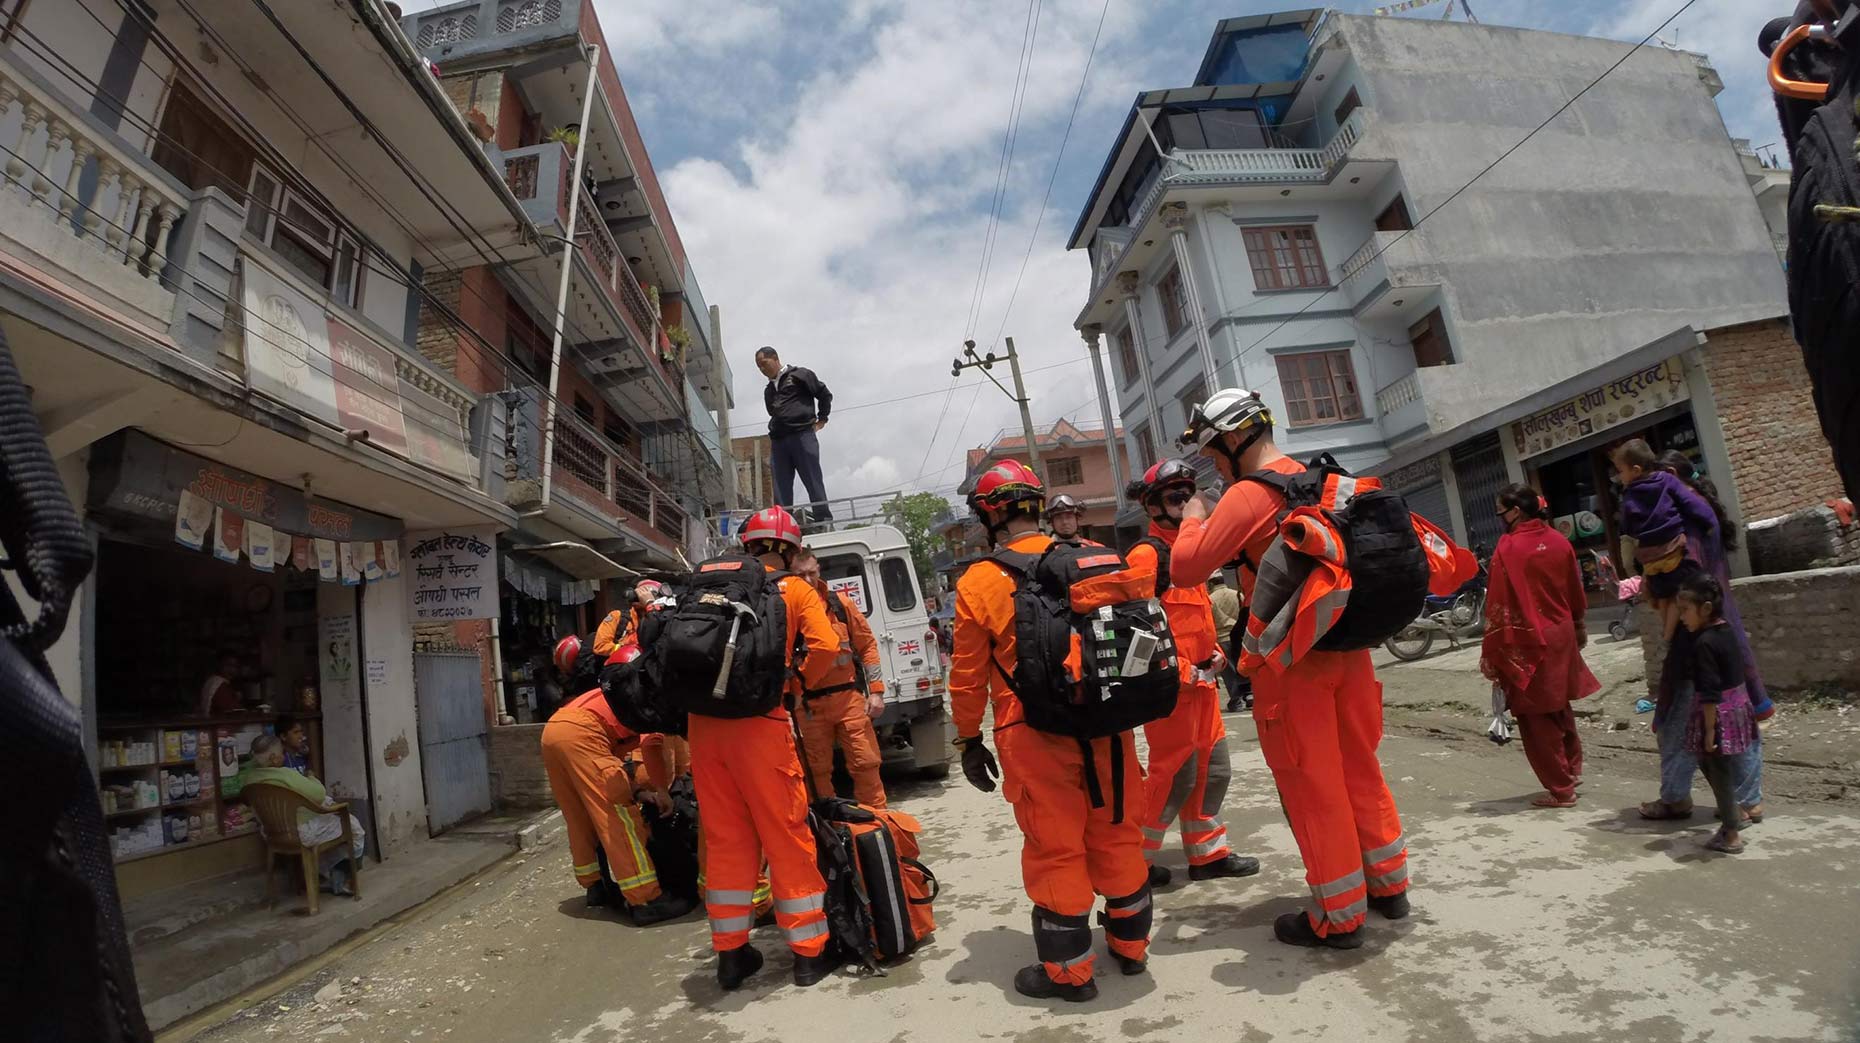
top-left (1774, 7), bottom-right (1860, 503)
top-left (805, 799), bottom-right (884, 974)
top-left (641, 554), bottom-right (793, 719)
top-left (641, 775), bottom-right (701, 902)
top-left (599, 653), bottom-right (687, 737)
top-left (989, 543), bottom-right (1179, 739)
top-left (1237, 453), bottom-right (1430, 653)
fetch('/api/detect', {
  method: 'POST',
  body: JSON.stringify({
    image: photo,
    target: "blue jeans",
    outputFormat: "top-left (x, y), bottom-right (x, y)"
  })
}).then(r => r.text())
top-left (1658, 681), bottom-right (1763, 808)
top-left (770, 428), bottom-right (831, 519)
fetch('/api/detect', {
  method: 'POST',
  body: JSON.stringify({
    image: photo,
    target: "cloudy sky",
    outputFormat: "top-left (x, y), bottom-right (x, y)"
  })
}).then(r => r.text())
top-left (581, 0), bottom-right (1775, 508)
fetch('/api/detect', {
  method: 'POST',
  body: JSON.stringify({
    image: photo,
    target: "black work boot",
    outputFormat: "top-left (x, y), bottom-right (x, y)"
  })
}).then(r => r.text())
top-left (1189, 854), bottom-right (1261, 881)
top-left (1368, 892), bottom-right (1411, 920)
top-left (1273, 911), bottom-right (1363, 950)
top-left (627, 893), bottom-right (695, 927)
top-left (1147, 863), bottom-right (1172, 888)
top-left (1111, 952), bottom-right (1147, 976)
top-left (584, 883), bottom-right (610, 909)
top-left (1012, 965), bottom-right (1098, 1002)
top-left (792, 949), bottom-right (839, 987)
top-left (717, 944), bottom-right (764, 990)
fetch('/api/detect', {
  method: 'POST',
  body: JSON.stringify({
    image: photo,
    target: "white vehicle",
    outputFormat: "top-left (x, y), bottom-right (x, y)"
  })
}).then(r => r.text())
top-left (803, 525), bottom-right (950, 778)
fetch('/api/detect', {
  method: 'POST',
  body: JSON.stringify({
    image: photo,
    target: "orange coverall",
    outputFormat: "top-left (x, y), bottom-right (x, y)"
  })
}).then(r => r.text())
top-left (952, 531), bottom-right (1150, 986)
top-left (1170, 457), bottom-right (1407, 938)
top-left (539, 688), bottom-right (660, 904)
top-left (689, 566), bottom-right (841, 956)
top-left (798, 582), bottom-right (888, 807)
top-left (1126, 527), bottom-right (1234, 870)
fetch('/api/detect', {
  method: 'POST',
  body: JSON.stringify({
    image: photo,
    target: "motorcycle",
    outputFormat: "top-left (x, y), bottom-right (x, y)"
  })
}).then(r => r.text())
top-left (1384, 549), bottom-right (1489, 662)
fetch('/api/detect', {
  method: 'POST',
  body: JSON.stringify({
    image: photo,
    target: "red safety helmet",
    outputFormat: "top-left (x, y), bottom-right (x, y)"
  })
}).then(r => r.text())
top-left (967, 459), bottom-right (1045, 521)
top-left (740, 505), bottom-right (804, 551)
top-left (552, 635), bottom-right (582, 675)
top-left (1130, 458), bottom-right (1199, 506)
top-left (606, 641), bottom-right (643, 666)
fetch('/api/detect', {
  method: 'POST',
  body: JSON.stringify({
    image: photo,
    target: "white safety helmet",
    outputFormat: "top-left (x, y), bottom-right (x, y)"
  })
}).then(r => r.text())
top-left (1180, 388), bottom-right (1273, 473)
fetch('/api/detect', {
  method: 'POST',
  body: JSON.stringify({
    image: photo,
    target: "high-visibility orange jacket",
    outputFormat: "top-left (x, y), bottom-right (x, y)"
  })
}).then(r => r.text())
top-left (950, 531), bottom-right (1053, 738)
top-left (562, 686), bottom-right (637, 749)
top-left (776, 568), bottom-right (844, 693)
top-left (592, 606), bottom-right (638, 657)
top-left (1127, 523), bottom-right (1219, 671)
top-left (804, 581), bottom-right (884, 698)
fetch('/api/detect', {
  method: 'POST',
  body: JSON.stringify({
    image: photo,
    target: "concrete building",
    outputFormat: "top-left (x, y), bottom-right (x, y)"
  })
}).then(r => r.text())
top-left (0, 0), bottom-right (555, 1023)
top-left (731, 432), bottom-right (776, 508)
top-left (1069, 9), bottom-right (1793, 578)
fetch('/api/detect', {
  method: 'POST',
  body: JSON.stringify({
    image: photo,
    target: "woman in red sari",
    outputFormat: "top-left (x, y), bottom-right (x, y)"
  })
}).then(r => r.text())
top-left (1481, 484), bottom-right (1600, 808)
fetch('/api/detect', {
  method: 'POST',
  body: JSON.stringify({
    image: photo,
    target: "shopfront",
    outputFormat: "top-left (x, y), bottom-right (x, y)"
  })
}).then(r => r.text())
top-left (497, 547), bottom-right (600, 723)
top-left (1511, 357), bottom-right (1700, 608)
top-left (86, 430), bottom-right (408, 898)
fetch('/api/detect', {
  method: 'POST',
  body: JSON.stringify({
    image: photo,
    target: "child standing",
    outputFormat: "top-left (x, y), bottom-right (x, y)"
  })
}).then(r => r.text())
top-left (1675, 573), bottom-right (1755, 854)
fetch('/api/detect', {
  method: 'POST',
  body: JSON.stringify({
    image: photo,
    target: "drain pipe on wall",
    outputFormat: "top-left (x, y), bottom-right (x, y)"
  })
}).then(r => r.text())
top-left (536, 41), bottom-right (602, 513)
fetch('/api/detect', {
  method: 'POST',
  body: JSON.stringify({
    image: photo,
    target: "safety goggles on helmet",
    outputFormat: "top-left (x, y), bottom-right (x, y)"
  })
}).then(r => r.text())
top-left (1180, 388), bottom-right (1272, 451)
top-left (1046, 493), bottom-right (1083, 516)
top-left (739, 505), bottom-right (804, 550)
top-left (1134, 458), bottom-right (1199, 506)
top-left (968, 459), bottom-right (1045, 515)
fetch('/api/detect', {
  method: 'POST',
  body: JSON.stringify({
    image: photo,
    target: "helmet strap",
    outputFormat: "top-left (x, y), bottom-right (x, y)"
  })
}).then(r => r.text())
top-left (1218, 426), bottom-right (1266, 478)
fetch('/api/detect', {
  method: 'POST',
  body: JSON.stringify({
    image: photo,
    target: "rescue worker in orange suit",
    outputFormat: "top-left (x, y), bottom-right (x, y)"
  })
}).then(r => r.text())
top-left (1046, 493), bottom-right (1092, 545)
top-left (593, 579), bottom-right (666, 656)
top-left (951, 461), bottom-right (1151, 1002)
top-left (539, 639), bottom-right (694, 926)
top-left (693, 505), bottom-right (843, 990)
top-left (1125, 460), bottom-right (1262, 888)
top-left (791, 547), bottom-right (888, 808)
top-left (1170, 389), bottom-right (1408, 949)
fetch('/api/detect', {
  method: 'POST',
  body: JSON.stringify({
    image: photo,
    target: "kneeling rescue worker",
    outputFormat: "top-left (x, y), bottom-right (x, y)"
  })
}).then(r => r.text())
top-left (692, 506), bottom-right (844, 990)
top-left (951, 461), bottom-right (1152, 1002)
top-left (1126, 459), bottom-right (1261, 888)
top-left (539, 639), bottom-right (693, 926)
top-left (1170, 389), bottom-right (1418, 949)
top-left (792, 547), bottom-right (889, 808)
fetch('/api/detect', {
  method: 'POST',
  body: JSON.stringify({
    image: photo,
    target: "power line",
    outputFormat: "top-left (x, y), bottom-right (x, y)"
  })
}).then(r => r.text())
top-left (1229, 0), bottom-right (1702, 370)
top-left (984, 0), bottom-right (1112, 351)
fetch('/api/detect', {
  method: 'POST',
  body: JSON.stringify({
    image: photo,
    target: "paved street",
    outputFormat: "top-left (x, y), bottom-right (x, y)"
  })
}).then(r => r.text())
top-left (180, 709), bottom-right (1860, 1043)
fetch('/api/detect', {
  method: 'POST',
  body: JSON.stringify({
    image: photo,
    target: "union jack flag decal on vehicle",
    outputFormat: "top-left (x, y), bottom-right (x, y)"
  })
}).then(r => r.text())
top-left (897, 640), bottom-right (921, 656)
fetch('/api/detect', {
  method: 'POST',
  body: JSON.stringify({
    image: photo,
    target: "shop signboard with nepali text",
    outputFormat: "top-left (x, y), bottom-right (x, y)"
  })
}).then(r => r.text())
top-left (1511, 359), bottom-right (1691, 459)
top-left (407, 527), bottom-right (499, 621)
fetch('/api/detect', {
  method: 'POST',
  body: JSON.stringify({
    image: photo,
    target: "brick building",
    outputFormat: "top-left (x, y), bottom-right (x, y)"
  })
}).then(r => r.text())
top-left (731, 434), bottom-right (776, 508)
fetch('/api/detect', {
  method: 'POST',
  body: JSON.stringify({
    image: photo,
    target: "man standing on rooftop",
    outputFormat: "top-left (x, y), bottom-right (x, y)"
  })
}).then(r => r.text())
top-left (756, 346), bottom-right (834, 522)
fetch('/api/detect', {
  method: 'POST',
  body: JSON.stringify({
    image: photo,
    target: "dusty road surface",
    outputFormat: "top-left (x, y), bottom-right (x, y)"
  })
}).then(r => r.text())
top-left (176, 691), bottom-right (1860, 1043)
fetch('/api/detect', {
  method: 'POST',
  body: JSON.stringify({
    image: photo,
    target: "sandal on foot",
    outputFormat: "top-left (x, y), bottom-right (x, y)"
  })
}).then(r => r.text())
top-left (1703, 832), bottom-right (1745, 854)
top-left (1638, 800), bottom-right (1693, 820)
top-left (1532, 794), bottom-right (1578, 808)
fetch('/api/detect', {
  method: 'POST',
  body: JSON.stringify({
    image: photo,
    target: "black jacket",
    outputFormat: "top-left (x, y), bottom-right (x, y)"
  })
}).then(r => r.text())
top-left (764, 365), bottom-right (832, 437)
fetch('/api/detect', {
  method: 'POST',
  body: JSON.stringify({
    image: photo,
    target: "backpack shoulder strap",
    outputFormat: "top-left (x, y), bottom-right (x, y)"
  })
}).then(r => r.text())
top-left (1133, 536), bottom-right (1171, 597)
top-left (1239, 468), bottom-right (1296, 494)
top-left (987, 549), bottom-right (1039, 577)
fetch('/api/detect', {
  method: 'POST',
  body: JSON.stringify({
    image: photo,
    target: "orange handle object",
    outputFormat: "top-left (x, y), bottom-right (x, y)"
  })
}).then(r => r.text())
top-left (1769, 23), bottom-right (1832, 102)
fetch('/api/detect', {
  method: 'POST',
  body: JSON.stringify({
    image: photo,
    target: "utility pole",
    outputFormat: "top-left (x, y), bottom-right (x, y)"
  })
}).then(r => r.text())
top-left (952, 337), bottom-right (1043, 485)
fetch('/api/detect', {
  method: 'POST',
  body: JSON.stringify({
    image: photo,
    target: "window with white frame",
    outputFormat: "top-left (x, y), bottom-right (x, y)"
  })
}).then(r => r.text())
top-left (245, 167), bottom-right (365, 308)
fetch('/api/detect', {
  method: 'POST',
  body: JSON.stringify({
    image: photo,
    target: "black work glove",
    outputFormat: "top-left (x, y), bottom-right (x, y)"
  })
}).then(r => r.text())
top-left (959, 737), bottom-right (999, 793)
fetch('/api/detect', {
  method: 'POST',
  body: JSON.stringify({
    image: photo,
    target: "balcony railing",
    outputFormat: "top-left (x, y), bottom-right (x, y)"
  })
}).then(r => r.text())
top-left (546, 411), bottom-right (687, 551)
top-left (1375, 371), bottom-right (1421, 416)
top-left (498, 142), bottom-right (679, 389)
top-left (0, 50), bottom-right (188, 308)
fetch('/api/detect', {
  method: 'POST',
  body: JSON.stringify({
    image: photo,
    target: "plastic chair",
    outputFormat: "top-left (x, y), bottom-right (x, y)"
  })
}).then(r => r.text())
top-left (241, 782), bottom-right (362, 915)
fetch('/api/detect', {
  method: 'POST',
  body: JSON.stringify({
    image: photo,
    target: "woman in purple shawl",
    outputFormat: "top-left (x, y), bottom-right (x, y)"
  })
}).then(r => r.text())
top-left (1616, 440), bottom-right (1769, 821)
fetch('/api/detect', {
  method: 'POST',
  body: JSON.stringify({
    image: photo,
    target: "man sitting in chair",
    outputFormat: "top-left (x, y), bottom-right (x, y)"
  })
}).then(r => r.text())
top-left (244, 733), bottom-right (365, 895)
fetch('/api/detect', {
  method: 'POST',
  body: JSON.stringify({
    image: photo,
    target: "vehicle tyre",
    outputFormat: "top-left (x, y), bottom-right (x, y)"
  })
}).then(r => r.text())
top-left (1385, 626), bottom-right (1433, 662)
top-left (1608, 620), bottom-right (1629, 642)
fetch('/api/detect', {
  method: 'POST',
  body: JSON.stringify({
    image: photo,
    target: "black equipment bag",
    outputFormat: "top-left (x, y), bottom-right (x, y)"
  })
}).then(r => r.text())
top-left (989, 543), bottom-right (1179, 740)
top-left (1238, 453), bottom-right (1430, 653)
top-left (804, 799), bottom-right (883, 973)
top-left (641, 776), bottom-right (700, 902)
top-left (599, 654), bottom-right (687, 737)
top-left (644, 555), bottom-right (791, 719)
top-left (1132, 535), bottom-right (1173, 597)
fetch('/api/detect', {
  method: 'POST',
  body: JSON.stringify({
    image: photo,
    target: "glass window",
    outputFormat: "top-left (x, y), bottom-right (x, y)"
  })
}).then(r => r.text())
top-left (272, 224), bottom-right (332, 288)
top-left (1158, 265), bottom-right (1188, 337)
top-left (245, 168), bottom-right (279, 240)
top-left (333, 235), bottom-right (360, 307)
top-left (1135, 426), bottom-right (1157, 466)
top-left (820, 554), bottom-right (870, 615)
top-left (1242, 225), bottom-right (1328, 290)
top-left (151, 79), bottom-right (255, 199)
top-left (1275, 350), bottom-right (1364, 427)
top-left (1048, 456), bottom-right (1083, 486)
top-left (1116, 328), bottom-right (1140, 387)
top-left (879, 556), bottom-right (918, 613)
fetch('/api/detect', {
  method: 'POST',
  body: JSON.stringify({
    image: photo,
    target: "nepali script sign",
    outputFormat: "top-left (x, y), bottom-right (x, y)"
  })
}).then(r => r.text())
top-left (407, 527), bottom-right (499, 621)
top-left (1511, 359), bottom-right (1690, 460)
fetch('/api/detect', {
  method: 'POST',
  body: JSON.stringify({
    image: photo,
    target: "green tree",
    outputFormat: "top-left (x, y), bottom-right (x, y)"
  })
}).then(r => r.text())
top-left (882, 491), bottom-right (954, 590)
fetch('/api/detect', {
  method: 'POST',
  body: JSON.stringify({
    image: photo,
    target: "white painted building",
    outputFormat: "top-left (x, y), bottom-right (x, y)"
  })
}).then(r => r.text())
top-left (1070, 10), bottom-right (1787, 552)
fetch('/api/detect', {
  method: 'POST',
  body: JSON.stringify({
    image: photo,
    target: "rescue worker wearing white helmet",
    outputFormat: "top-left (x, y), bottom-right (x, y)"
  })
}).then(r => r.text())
top-left (1168, 388), bottom-right (1413, 949)
top-left (1125, 458), bottom-right (1261, 888)
top-left (1046, 494), bottom-right (1092, 545)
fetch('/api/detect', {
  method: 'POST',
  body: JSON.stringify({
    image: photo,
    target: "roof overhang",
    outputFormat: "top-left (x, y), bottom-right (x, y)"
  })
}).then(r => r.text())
top-left (518, 540), bottom-right (639, 580)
